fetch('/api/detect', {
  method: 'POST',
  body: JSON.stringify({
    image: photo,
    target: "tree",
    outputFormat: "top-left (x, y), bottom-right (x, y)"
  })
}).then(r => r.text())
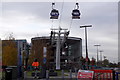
top-left (109, 62), bottom-right (117, 67)
top-left (118, 62), bottom-right (120, 67)
top-left (28, 38), bottom-right (53, 69)
top-left (0, 39), bottom-right (2, 57)
top-left (5, 32), bottom-right (15, 40)
top-left (102, 59), bottom-right (109, 67)
top-left (80, 56), bottom-right (86, 65)
top-left (2, 40), bottom-right (18, 66)
top-left (90, 57), bottom-right (96, 65)
top-left (0, 39), bottom-right (2, 68)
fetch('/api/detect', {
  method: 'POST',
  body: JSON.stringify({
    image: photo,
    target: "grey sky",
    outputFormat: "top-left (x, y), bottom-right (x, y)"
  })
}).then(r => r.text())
top-left (0, 1), bottom-right (118, 63)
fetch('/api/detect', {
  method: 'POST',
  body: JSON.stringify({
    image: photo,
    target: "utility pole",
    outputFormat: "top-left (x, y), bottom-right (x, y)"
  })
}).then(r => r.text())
top-left (51, 27), bottom-right (68, 70)
top-left (80, 25), bottom-right (92, 70)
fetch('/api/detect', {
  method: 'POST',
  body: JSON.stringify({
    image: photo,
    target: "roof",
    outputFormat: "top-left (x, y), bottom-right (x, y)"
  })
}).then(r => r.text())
top-left (31, 36), bottom-right (82, 41)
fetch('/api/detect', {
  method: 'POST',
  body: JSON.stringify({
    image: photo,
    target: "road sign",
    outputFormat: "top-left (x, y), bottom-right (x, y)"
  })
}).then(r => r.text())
top-left (77, 70), bottom-right (94, 79)
top-left (43, 57), bottom-right (47, 64)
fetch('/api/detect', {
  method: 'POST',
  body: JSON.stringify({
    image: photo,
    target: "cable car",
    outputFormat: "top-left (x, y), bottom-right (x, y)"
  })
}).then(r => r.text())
top-left (50, 9), bottom-right (59, 19)
top-left (50, 3), bottom-right (59, 19)
top-left (72, 9), bottom-right (80, 19)
top-left (72, 3), bottom-right (81, 19)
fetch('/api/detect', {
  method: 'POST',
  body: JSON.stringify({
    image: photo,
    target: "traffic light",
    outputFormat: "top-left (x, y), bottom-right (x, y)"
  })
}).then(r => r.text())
top-left (64, 31), bottom-right (69, 41)
top-left (50, 31), bottom-right (53, 45)
top-left (50, 31), bottom-right (53, 39)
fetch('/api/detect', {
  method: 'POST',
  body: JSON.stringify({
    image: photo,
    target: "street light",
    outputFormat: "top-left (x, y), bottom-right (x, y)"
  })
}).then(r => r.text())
top-left (80, 25), bottom-right (92, 69)
top-left (99, 50), bottom-right (103, 61)
top-left (94, 44), bottom-right (101, 65)
top-left (99, 50), bottom-right (103, 67)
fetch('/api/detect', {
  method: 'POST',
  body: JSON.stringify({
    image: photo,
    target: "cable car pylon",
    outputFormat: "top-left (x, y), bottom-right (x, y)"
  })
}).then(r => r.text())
top-left (49, 2), bottom-right (81, 70)
top-left (50, 27), bottom-right (69, 70)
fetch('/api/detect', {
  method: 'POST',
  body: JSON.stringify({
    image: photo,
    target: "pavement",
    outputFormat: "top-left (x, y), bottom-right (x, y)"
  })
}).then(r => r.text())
top-left (24, 78), bottom-right (47, 80)
top-left (22, 72), bottom-right (77, 80)
top-left (23, 78), bottom-right (78, 80)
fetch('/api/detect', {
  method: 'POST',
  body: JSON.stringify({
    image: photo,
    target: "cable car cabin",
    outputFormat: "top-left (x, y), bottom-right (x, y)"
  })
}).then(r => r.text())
top-left (50, 9), bottom-right (59, 19)
top-left (72, 9), bottom-right (81, 19)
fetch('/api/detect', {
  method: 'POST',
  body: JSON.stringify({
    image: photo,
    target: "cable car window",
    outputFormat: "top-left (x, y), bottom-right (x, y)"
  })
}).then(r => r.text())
top-left (72, 9), bottom-right (80, 16)
top-left (50, 9), bottom-right (59, 19)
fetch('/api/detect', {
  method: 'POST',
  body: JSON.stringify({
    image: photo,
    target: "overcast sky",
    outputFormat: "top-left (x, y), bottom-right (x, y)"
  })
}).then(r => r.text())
top-left (0, 0), bottom-right (119, 63)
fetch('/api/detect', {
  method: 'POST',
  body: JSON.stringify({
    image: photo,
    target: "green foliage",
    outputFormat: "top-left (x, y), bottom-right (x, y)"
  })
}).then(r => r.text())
top-left (109, 63), bottom-right (118, 67)
top-left (102, 59), bottom-right (109, 67)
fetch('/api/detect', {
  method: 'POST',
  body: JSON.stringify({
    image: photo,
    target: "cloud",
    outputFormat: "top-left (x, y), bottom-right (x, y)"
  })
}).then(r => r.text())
top-left (1, 0), bottom-right (120, 2)
top-left (0, 2), bottom-right (118, 63)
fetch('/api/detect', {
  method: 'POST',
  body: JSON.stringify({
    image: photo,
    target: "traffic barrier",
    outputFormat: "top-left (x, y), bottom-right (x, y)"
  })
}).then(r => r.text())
top-left (77, 70), bottom-right (94, 80)
top-left (91, 70), bottom-right (115, 80)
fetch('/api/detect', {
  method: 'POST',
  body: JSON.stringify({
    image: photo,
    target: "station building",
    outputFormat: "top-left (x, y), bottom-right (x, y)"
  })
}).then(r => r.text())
top-left (31, 36), bottom-right (82, 69)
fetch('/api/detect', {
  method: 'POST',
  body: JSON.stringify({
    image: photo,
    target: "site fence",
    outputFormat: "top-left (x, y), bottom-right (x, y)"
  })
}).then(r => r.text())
top-left (91, 70), bottom-right (115, 80)
top-left (45, 69), bottom-right (118, 80)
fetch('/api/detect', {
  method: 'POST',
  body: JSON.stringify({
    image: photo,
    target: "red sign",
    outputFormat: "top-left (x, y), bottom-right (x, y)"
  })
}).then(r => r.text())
top-left (77, 70), bottom-right (94, 79)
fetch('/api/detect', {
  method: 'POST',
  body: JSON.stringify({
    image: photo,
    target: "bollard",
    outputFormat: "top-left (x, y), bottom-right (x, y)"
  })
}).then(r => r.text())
top-left (24, 71), bottom-right (27, 79)
top-left (46, 70), bottom-right (49, 80)
top-left (69, 69), bottom-right (72, 79)
top-left (75, 68), bottom-right (77, 78)
top-left (62, 70), bottom-right (64, 79)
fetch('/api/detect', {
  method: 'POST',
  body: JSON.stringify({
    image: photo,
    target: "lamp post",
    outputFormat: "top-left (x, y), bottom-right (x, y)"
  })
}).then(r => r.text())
top-left (80, 25), bottom-right (92, 69)
top-left (99, 50), bottom-right (103, 61)
top-left (94, 44), bottom-right (101, 65)
top-left (99, 50), bottom-right (103, 66)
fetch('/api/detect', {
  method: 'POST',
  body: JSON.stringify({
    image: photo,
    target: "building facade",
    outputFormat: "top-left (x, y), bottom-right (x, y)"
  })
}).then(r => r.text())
top-left (31, 36), bottom-right (82, 69)
top-left (2, 40), bottom-right (28, 66)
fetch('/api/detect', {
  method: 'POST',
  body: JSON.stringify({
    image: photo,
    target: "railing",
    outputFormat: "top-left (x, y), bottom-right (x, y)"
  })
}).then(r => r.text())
top-left (22, 66), bottom-right (120, 80)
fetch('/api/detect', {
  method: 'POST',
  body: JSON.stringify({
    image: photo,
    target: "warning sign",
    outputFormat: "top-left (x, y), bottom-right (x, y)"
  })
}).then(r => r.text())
top-left (77, 70), bottom-right (94, 79)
